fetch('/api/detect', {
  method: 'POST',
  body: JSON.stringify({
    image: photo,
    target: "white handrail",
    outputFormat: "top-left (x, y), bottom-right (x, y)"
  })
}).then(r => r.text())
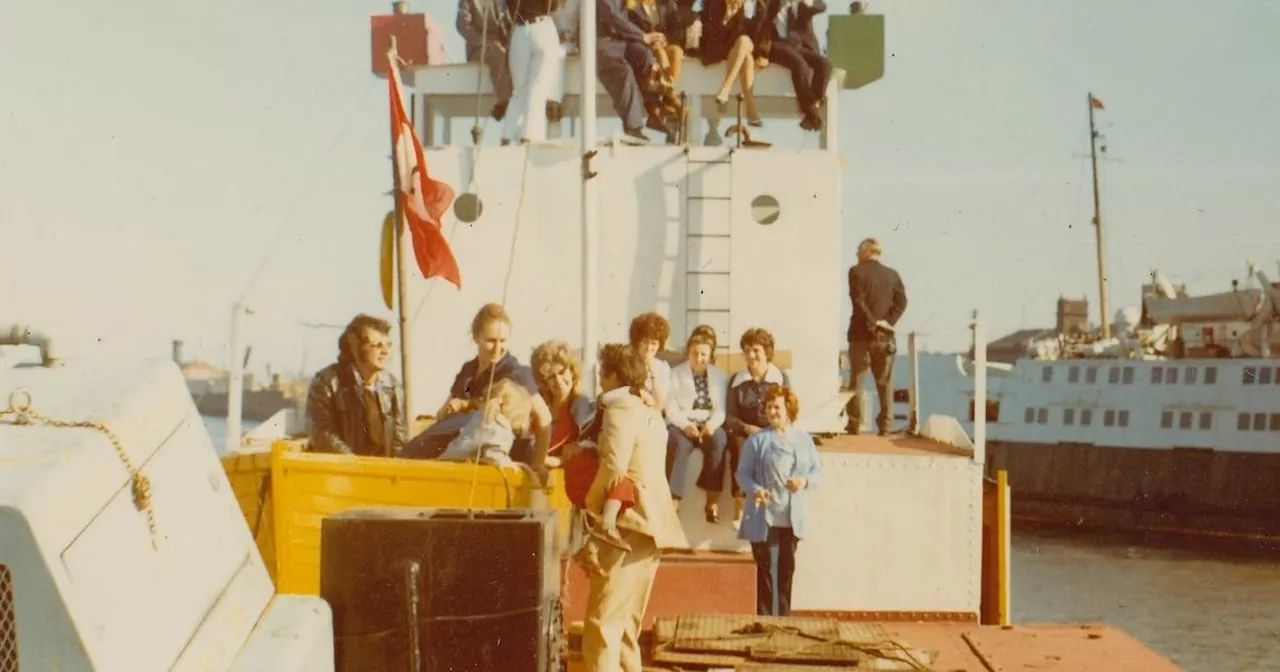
top-left (971, 313), bottom-right (987, 465)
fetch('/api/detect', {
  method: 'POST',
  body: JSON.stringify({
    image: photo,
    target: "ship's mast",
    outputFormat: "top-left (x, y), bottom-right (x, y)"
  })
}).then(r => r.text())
top-left (1088, 92), bottom-right (1111, 340)
top-left (580, 0), bottom-right (600, 395)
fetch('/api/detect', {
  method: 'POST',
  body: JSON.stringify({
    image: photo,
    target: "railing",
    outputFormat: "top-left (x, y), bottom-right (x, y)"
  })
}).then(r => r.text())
top-left (0, 324), bottom-right (60, 368)
top-left (898, 314), bottom-right (987, 462)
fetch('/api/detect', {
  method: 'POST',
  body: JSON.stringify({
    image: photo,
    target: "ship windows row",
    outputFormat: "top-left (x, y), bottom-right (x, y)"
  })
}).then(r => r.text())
top-left (1048, 364), bottom-right (1222, 385)
top-left (1023, 406), bottom-right (1132, 428)
top-left (1242, 366), bottom-right (1280, 386)
top-left (1235, 412), bottom-right (1280, 432)
top-left (1040, 364), bottom-right (1278, 387)
top-left (1159, 410), bottom-right (1217, 431)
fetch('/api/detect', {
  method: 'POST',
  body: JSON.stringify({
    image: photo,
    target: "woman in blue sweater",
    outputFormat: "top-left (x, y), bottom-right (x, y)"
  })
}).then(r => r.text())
top-left (736, 385), bottom-right (821, 616)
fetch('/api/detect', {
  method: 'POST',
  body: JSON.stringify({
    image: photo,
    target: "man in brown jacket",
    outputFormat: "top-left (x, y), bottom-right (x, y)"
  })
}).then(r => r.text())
top-left (582, 343), bottom-right (688, 672)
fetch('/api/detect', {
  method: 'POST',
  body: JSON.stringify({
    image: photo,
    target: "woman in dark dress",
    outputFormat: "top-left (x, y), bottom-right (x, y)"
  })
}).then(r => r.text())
top-left (699, 0), bottom-right (762, 125)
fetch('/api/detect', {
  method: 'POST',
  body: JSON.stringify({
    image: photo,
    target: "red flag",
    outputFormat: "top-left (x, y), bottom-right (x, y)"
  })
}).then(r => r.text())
top-left (1090, 95), bottom-right (1105, 110)
top-left (388, 60), bottom-right (461, 289)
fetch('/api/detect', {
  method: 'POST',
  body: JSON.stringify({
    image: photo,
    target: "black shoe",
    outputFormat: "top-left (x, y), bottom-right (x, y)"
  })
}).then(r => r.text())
top-left (799, 110), bottom-right (824, 132)
top-left (491, 100), bottom-right (508, 121)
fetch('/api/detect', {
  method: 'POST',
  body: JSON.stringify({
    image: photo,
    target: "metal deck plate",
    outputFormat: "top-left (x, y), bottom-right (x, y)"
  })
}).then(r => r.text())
top-left (653, 614), bottom-right (934, 669)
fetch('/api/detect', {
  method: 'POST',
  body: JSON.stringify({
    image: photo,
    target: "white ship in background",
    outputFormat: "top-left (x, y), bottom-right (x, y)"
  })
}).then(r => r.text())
top-left (869, 261), bottom-right (1280, 549)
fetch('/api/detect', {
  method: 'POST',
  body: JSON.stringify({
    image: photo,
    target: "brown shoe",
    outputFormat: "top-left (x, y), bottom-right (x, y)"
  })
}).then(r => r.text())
top-left (573, 541), bottom-right (606, 577)
top-left (590, 525), bottom-right (632, 552)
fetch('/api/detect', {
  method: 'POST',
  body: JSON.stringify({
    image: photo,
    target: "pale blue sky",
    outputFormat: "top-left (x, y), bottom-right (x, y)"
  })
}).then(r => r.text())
top-left (2, 0), bottom-right (1277, 376)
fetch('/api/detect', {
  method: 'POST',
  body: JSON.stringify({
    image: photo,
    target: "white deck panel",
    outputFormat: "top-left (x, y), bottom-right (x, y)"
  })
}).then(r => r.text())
top-left (0, 359), bottom-right (283, 671)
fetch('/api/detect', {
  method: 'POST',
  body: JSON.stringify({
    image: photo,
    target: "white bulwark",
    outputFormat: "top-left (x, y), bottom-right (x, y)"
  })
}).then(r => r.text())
top-left (0, 356), bottom-right (333, 671)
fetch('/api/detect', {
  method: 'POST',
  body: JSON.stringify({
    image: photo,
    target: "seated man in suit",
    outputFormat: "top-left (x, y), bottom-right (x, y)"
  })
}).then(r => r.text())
top-left (756, 0), bottom-right (831, 131)
top-left (457, 0), bottom-right (514, 121)
top-left (597, 0), bottom-right (670, 143)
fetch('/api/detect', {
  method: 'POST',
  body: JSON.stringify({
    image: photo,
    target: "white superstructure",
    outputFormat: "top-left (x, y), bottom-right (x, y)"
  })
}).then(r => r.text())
top-left (401, 59), bottom-right (848, 432)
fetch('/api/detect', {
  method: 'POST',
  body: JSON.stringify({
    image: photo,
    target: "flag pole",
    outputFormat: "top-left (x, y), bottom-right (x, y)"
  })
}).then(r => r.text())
top-left (580, 0), bottom-right (600, 396)
top-left (1088, 91), bottom-right (1111, 340)
top-left (389, 39), bottom-right (415, 449)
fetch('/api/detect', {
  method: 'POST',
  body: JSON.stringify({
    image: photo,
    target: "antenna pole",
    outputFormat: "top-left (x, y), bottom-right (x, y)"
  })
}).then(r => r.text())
top-left (1089, 92), bottom-right (1111, 340)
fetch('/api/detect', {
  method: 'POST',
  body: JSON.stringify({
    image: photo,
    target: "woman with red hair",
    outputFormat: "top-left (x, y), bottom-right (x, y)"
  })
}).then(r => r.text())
top-left (736, 385), bottom-right (821, 617)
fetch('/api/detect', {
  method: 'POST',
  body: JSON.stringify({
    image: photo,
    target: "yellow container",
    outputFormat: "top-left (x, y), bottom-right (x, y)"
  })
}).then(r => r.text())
top-left (221, 440), bottom-right (573, 595)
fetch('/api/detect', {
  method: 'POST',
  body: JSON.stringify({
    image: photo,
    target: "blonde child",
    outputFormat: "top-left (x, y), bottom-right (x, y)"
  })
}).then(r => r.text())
top-left (438, 378), bottom-right (532, 467)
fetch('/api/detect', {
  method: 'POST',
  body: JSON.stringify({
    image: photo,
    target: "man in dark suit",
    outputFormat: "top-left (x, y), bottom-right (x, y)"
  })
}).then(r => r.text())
top-left (844, 238), bottom-right (908, 436)
top-left (759, 0), bottom-right (831, 131)
top-left (784, 0), bottom-right (825, 53)
top-left (456, 0), bottom-right (514, 121)
top-left (597, 0), bottom-right (666, 143)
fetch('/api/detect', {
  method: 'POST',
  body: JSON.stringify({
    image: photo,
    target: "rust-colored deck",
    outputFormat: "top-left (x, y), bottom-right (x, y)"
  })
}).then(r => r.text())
top-left (565, 621), bottom-right (1180, 671)
top-left (815, 431), bottom-right (974, 458)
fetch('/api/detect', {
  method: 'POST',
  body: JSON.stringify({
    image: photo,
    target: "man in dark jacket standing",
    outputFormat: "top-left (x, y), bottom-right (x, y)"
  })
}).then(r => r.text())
top-left (845, 238), bottom-right (907, 435)
top-left (307, 314), bottom-right (407, 456)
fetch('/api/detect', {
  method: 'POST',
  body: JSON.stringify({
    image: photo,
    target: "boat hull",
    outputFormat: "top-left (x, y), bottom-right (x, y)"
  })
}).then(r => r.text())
top-left (987, 440), bottom-right (1280, 551)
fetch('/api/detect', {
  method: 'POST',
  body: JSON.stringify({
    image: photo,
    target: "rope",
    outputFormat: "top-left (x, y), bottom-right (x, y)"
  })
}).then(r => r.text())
top-left (1, 388), bottom-right (158, 549)
top-left (464, 150), bottom-right (535, 514)
top-left (333, 603), bottom-right (545, 643)
top-left (471, 1), bottom-right (493, 143)
top-left (236, 78), bottom-right (378, 306)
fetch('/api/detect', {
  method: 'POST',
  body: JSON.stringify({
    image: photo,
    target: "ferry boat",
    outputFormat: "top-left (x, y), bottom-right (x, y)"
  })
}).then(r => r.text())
top-left (0, 2), bottom-right (1182, 670)
top-left (982, 267), bottom-right (1280, 549)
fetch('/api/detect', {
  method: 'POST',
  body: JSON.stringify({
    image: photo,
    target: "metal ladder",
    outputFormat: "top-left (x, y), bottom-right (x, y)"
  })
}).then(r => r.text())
top-left (682, 147), bottom-right (735, 356)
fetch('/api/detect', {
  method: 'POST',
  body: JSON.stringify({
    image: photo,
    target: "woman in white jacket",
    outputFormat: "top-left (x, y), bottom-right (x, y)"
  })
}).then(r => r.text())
top-left (665, 328), bottom-right (731, 522)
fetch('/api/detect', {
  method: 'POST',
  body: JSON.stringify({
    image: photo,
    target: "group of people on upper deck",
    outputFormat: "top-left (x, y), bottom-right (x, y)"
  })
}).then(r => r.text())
top-left (457, 0), bottom-right (833, 144)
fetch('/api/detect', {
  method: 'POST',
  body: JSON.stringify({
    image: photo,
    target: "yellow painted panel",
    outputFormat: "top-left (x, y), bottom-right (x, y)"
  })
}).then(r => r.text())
top-left (262, 440), bottom-right (573, 596)
top-left (220, 451), bottom-right (277, 583)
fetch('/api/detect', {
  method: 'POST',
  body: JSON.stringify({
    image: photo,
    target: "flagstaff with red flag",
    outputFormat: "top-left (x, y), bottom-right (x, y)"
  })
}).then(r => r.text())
top-left (384, 41), bottom-right (462, 432)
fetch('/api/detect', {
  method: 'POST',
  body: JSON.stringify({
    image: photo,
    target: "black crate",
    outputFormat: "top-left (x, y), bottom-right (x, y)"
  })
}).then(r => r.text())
top-left (321, 507), bottom-right (561, 672)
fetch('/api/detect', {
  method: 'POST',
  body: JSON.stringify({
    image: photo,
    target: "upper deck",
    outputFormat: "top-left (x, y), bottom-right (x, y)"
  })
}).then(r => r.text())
top-left (374, 8), bottom-right (886, 149)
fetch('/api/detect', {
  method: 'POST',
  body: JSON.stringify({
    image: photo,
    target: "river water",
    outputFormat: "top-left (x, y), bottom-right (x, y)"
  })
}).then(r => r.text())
top-left (203, 415), bottom-right (1280, 671)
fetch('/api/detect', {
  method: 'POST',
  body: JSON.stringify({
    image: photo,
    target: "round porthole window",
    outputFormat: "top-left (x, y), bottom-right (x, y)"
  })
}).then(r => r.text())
top-left (453, 193), bottom-right (483, 223)
top-left (751, 195), bottom-right (780, 225)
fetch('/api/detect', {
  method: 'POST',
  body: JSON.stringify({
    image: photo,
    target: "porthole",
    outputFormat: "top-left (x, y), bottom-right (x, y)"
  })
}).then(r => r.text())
top-left (750, 195), bottom-right (780, 225)
top-left (453, 192), bottom-right (483, 223)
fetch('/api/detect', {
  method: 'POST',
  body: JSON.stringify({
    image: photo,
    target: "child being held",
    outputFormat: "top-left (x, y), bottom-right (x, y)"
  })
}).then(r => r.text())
top-left (560, 434), bottom-right (638, 571)
top-left (437, 378), bottom-right (532, 467)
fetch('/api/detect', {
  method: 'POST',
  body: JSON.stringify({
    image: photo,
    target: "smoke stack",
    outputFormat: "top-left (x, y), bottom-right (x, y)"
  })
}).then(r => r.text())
top-left (172, 339), bottom-right (185, 365)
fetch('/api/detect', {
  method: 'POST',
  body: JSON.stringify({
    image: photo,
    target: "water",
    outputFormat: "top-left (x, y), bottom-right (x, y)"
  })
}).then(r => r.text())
top-left (198, 414), bottom-right (1278, 670)
top-left (202, 414), bottom-right (259, 456)
top-left (1012, 530), bottom-right (1280, 671)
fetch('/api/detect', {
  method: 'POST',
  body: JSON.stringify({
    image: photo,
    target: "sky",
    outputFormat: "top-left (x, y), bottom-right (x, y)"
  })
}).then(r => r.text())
top-left (2, 0), bottom-right (1278, 377)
